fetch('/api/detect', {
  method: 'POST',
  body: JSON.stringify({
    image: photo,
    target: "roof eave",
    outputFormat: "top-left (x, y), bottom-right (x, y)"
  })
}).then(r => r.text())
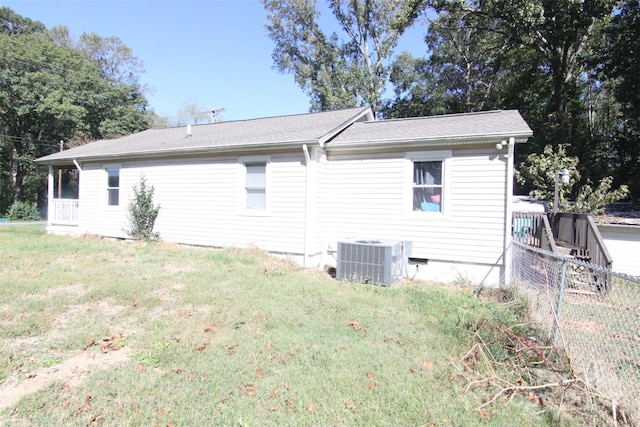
top-left (35, 139), bottom-right (320, 165)
top-left (318, 106), bottom-right (374, 147)
top-left (325, 132), bottom-right (533, 152)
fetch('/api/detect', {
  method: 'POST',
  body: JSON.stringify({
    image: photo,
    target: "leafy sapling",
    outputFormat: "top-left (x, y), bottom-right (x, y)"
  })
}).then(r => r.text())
top-left (126, 175), bottom-right (160, 241)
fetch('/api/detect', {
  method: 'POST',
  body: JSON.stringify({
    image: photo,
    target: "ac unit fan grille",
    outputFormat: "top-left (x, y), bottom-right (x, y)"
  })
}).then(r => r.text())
top-left (336, 240), bottom-right (406, 286)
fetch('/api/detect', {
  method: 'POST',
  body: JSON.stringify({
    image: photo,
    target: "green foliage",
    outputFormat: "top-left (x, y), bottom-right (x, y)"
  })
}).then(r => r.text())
top-left (516, 144), bottom-right (629, 213)
top-left (262, 0), bottom-right (425, 114)
top-left (126, 175), bottom-right (160, 241)
top-left (573, 176), bottom-right (629, 215)
top-left (0, 8), bottom-right (148, 207)
top-left (6, 201), bottom-right (41, 221)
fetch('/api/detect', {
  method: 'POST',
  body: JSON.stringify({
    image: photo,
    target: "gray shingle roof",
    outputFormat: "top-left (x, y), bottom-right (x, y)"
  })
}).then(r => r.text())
top-left (37, 107), bottom-right (372, 164)
top-left (37, 108), bottom-right (532, 165)
top-left (328, 110), bottom-right (532, 149)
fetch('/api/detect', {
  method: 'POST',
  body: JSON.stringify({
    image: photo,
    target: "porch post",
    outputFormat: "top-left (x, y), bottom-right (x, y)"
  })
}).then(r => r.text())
top-left (47, 165), bottom-right (54, 226)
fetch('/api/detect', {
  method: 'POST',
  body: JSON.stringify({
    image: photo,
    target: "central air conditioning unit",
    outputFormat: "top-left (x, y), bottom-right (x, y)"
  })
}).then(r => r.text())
top-left (336, 238), bottom-right (411, 286)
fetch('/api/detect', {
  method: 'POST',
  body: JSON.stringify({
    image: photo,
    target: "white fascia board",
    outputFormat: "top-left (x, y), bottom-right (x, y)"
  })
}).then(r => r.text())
top-left (325, 132), bottom-right (533, 153)
top-left (318, 107), bottom-right (374, 147)
top-left (35, 140), bottom-right (321, 165)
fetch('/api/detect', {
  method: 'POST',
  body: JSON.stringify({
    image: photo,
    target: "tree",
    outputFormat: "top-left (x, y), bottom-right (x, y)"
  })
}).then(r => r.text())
top-left (0, 6), bottom-right (45, 35)
top-left (384, 2), bottom-right (516, 117)
top-left (599, 0), bottom-right (640, 199)
top-left (176, 102), bottom-right (212, 126)
top-left (262, 0), bottom-right (427, 114)
top-left (0, 8), bottom-right (149, 209)
top-left (516, 144), bottom-right (628, 214)
top-left (384, 0), bottom-right (631, 199)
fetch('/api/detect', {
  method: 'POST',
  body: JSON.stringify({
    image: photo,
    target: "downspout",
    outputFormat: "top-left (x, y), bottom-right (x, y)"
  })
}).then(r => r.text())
top-left (302, 144), bottom-right (316, 267)
top-left (73, 159), bottom-right (82, 171)
top-left (503, 137), bottom-right (516, 286)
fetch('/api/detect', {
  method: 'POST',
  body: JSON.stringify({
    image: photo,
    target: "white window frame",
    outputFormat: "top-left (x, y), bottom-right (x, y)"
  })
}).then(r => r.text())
top-left (405, 151), bottom-right (452, 216)
top-left (103, 163), bottom-right (122, 207)
top-left (238, 155), bottom-right (271, 215)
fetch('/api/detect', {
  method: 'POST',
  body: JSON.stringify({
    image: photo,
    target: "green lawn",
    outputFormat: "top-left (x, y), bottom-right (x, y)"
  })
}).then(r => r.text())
top-left (0, 226), bottom-right (586, 426)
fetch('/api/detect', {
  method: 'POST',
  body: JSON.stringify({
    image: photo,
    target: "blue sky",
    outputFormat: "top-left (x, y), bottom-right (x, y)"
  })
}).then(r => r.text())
top-left (3, 0), bottom-right (427, 121)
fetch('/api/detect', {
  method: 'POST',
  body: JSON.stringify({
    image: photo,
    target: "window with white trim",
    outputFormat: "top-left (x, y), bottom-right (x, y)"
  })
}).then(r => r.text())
top-left (106, 168), bottom-right (120, 206)
top-left (239, 156), bottom-right (270, 212)
top-left (245, 162), bottom-right (266, 209)
top-left (406, 151), bottom-right (451, 214)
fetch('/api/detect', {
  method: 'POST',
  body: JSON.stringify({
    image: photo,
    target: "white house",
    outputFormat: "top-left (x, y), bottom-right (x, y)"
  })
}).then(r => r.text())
top-left (36, 107), bottom-right (533, 285)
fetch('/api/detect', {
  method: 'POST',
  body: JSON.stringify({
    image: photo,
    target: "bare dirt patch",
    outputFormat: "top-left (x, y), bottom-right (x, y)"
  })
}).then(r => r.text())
top-left (0, 347), bottom-right (131, 410)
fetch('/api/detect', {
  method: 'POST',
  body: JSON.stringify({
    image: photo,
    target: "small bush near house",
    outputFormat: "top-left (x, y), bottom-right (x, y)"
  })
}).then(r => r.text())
top-left (126, 175), bottom-right (160, 241)
top-left (6, 201), bottom-right (41, 221)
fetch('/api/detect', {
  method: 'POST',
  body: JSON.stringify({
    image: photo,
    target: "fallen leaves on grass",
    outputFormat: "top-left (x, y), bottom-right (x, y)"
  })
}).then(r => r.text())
top-left (194, 343), bottom-right (207, 351)
top-left (347, 320), bottom-right (367, 335)
top-left (477, 408), bottom-right (492, 419)
top-left (204, 322), bottom-right (217, 333)
top-left (420, 360), bottom-right (434, 370)
top-left (245, 383), bottom-right (257, 397)
top-left (100, 334), bottom-right (124, 352)
top-left (306, 403), bottom-right (315, 412)
top-left (345, 400), bottom-right (354, 410)
top-left (88, 412), bottom-right (104, 426)
top-left (256, 367), bottom-right (263, 378)
top-left (367, 371), bottom-right (378, 389)
top-left (82, 339), bottom-right (96, 351)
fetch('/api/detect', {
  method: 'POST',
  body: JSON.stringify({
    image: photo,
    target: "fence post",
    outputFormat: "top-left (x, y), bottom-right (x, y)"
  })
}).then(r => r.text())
top-left (553, 258), bottom-right (568, 345)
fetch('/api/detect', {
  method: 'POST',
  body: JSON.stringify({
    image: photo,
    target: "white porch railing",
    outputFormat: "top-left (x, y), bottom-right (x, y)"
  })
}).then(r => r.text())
top-left (50, 199), bottom-right (79, 226)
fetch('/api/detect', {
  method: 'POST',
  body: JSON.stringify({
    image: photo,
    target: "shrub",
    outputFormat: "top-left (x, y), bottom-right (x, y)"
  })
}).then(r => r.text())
top-left (6, 201), bottom-right (41, 221)
top-left (126, 175), bottom-right (160, 241)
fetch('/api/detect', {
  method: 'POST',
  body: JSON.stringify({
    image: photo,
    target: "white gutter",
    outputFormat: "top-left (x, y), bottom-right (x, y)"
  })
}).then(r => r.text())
top-left (324, 133), bottom-right (533, 153)
top-left (73, 159), bottom-right (82, 171)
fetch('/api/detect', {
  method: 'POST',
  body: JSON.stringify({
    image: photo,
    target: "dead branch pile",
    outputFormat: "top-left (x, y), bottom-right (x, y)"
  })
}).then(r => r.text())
top-left (456, 318), bottom-right (636, 426)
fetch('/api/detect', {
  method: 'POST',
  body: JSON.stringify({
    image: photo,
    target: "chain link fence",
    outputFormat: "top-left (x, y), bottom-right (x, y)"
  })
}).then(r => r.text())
top-left (511, 241), bottom-right (640, 421)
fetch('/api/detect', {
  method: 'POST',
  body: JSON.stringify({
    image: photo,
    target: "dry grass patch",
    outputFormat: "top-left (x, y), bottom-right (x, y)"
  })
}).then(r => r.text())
top-left (0, 226), bottom-right (597, 426)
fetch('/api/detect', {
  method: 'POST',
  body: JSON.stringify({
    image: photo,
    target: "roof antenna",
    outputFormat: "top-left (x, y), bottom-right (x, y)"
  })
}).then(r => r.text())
top-left (210, 107), bottom-right (226, 123)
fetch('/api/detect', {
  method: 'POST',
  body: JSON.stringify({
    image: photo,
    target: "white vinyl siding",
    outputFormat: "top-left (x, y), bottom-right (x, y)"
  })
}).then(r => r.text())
top-left (598, 224), bottom-right (640, 276)
top-left (323, 148), bottom-right (507, 265)
top-left (75, 152), bottom-right (307, 255)
top-left (58, 144), bottom-right (510, 271)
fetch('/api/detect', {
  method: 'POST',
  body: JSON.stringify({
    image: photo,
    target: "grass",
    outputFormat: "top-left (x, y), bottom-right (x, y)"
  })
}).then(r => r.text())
top-left (0, 226), bottom-right (584, 426)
